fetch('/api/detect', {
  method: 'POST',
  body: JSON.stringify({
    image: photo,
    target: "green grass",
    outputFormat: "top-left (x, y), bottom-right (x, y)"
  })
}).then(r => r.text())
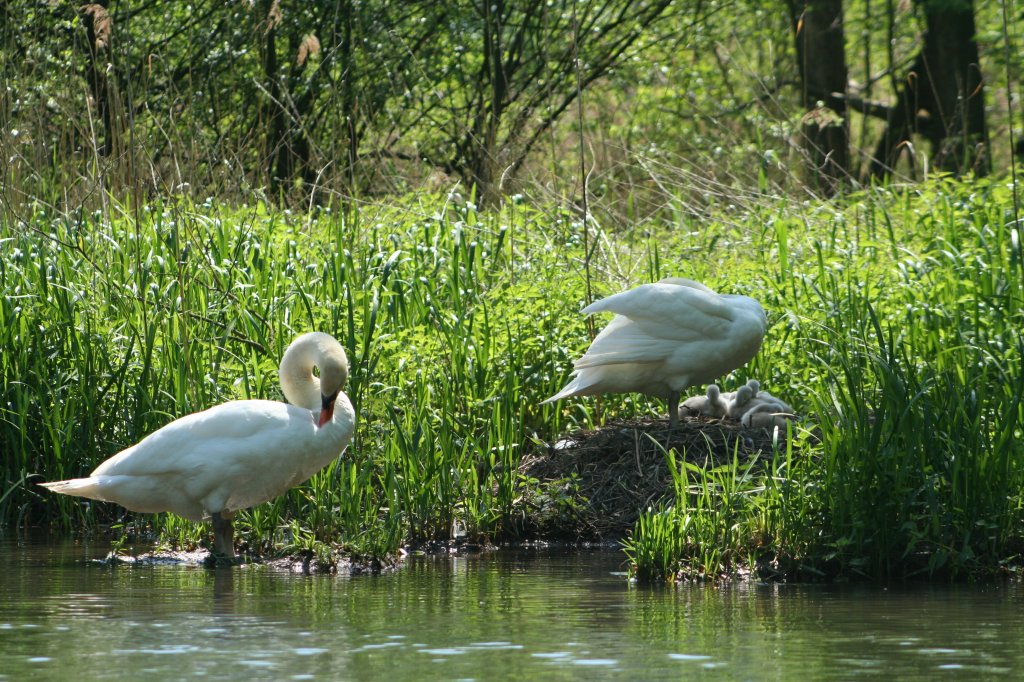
top-left (3, 179), bottom-right (1024, 580)
top-left (625, 179), bottom-right (1024, 582)
top-left (0, 195), bottom-right (593, 554)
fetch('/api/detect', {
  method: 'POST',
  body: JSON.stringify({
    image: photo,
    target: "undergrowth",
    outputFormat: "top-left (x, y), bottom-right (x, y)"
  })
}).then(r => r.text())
top-left (625, 179), bottom-right (1024, 582)
top-left (3, 179), bottom-right (1024, 580)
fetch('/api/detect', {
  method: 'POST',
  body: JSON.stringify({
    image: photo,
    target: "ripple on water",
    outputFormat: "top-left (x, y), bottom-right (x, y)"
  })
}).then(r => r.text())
top-left (917, 648), bottom-right (962, 655)
top-left (668, 653), bottom-right (712, 662)
top-left (239, 659), bottom-right (276, 668)
top-left (419, 648), bottom-right (468, 655)
top-left (354, 641), bottom-right (403, 652)
top-left (573, 658), bottom-right (618, 666)
top-left (113, 645), bottom-right (201, 656)
top-left (468, 641), bottom-right (523, 650)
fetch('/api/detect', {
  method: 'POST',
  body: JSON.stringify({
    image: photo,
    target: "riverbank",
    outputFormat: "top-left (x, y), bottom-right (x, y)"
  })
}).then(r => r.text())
top-left (5, 181), bottom-right (1024, 583)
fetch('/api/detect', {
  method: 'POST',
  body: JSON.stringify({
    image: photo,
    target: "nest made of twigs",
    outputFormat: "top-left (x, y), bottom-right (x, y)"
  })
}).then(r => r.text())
top-left (517, 416), bottom-right (793, 541)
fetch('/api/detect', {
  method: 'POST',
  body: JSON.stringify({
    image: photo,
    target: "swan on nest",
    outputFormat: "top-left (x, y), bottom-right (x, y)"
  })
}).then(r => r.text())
top-left (543, 278), bottom-right (766, 428)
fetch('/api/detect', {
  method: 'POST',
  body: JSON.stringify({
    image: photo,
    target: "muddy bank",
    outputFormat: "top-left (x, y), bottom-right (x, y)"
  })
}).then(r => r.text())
top-left (516, 417), bottom-right (795, 542)
top-left (97, 547), bottom-right (398, 575)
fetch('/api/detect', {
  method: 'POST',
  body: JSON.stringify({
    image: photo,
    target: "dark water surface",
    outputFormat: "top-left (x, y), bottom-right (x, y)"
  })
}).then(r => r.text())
top-left (2, 538), bottom-right (1023, 680)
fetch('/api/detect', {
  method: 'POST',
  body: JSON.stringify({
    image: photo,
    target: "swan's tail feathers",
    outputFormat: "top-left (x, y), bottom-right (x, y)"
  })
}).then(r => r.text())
top-left (540, 387), bottom-right (570, 405)
top-left (39, 478), bottom-right (104, 500)
top-left (541, 373), bottom-right (597, 405)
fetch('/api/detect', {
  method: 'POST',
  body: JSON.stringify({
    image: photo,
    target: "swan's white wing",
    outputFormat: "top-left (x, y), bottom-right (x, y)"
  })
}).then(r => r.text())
top-left (91, 400), bottom-right (313, 478)
top-left (583, 282), bottom-right (744, 340)
top-left (655, 277), bottom-right (716, 293)
top-left (572, 316), bottom-right (687, 369)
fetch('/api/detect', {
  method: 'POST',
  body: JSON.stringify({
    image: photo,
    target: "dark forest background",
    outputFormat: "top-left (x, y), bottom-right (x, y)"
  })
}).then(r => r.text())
top-left (0, 0), bottom-right (1017, 217)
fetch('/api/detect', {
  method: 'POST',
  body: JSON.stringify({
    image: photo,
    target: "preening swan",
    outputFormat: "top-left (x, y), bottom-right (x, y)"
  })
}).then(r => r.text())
top-left (543, 278), bottom-right (767, 428)
top-left (40, 332), bottom-right (355, 562)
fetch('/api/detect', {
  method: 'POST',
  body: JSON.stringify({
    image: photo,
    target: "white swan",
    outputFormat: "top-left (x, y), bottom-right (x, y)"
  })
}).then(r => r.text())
top-left (543, 278), bottom-right (767, 428)
top-left (40, 332), bottom-right (356, 561)
top-left (681, 384), bottom-right (728, 419)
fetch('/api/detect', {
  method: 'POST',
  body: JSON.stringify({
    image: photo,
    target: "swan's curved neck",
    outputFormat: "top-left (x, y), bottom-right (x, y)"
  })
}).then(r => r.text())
top-left (280, 352), bottom-right (321, 412)
top-left (279, 333), bottom-right (349, 413)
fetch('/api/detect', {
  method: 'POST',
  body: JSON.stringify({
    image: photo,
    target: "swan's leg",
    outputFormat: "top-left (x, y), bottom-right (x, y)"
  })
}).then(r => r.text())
top-left (668, 390), bottom-right (681, 429)
top-left (210, 511), bottom-right (236, 562)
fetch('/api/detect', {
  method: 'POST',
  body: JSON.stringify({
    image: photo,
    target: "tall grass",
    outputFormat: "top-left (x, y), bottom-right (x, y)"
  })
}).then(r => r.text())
top-left (625, 179), bottom-right (1024, 581)
top-left (0, 194), bottom-right (592, 553)
top-left (4, 179), bottom-right (1024, 579)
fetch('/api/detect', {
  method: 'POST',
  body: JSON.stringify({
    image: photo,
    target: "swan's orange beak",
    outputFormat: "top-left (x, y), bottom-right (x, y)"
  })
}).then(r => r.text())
top-left (318, 391), bottom-right (339, 428)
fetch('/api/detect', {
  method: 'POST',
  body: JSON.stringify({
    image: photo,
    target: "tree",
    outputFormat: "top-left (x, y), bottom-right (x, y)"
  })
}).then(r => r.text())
top-left (79, 4), bottom-right (117, 157)
top-left (787, 0), bottom-right (850, 194)
top-left (869, 0), bottom-right (987, 178)
top-left (402, 0), bottom-right (677, 206)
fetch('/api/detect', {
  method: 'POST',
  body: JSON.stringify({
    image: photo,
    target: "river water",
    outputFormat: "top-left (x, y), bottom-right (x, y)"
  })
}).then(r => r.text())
top-left (2, 538), bottom-right (1023, 680)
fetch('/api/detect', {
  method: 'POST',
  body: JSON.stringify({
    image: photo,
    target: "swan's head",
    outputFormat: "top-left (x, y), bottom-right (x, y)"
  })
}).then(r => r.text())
top-left (281, 332), bottom-right (350, 427)
top-left (746, 379), bottom-right (760, 396)
top-left (314, 340), bottom-right (349, 428)
top-left (706, 384), bottom-right (721, 400)
top-left (734, 384), bottom-right (753, 406)
top-left (316, 364), bottom-right (346, 426)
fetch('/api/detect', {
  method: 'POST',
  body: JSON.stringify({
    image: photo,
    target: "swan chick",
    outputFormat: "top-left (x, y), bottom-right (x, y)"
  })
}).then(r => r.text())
top-left (727, 384), bottom-right (755, 419)
top-left (741, 402), bottom-right (796, 430)
top-left (743, 382), bottom-right (792, 415)
top-left (681, 384), bottom-right (728, 419)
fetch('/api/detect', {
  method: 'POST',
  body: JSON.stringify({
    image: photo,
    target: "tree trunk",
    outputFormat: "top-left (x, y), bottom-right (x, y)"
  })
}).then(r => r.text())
top-left (464, 0), bottom-right (506, 208)
top-left (789, 0), bottom-right (850, 195)
top-left (261, 1), bottom-right (286, 192)
top-left (260, 3), bottom-right (315, 193)
top-left (870, 0), bottom-right (987, 179)
top-left (339, 0), bottom-right (358, 196)
top-left (80, 4), bottom-right (115, 157)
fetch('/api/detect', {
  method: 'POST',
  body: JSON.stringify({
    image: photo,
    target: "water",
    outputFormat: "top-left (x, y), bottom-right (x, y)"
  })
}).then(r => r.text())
top-left (2, 538), bottom-right (1024, 680)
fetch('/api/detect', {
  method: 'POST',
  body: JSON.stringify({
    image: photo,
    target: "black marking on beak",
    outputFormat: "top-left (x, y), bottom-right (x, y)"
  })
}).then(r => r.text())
top-left (318, 390), bottom-right (339, 428)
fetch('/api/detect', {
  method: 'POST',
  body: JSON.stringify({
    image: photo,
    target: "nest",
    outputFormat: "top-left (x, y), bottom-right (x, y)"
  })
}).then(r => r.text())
top-left (517, 416), bottom-right (792, 542)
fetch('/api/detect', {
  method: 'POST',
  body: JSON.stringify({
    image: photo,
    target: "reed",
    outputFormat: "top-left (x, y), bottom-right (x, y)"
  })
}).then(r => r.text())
top-left (4, 180), bottom-right (1024, 580)
top-left (1, 195), bottom-right (587, 554)
top-left (626, 180), bottom-right (1024, 581)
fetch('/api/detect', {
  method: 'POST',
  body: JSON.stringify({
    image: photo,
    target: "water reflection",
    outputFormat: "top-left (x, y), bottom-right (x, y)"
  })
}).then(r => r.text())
top-left (1, 538), bottom-right (1023, 680)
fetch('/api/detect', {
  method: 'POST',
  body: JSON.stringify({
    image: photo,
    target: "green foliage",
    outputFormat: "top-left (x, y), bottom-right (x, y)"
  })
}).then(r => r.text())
top-left (626, 179), bottom-right (1024, 582)
top-left (5, 175), bottom-right (1024, 579)
top-left (0, 194), bottom-right (589, 556)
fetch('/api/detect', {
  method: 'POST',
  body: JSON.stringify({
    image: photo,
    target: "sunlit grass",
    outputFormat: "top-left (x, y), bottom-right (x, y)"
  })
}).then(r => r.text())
top-left (4, 179), bottom-right (1024, 580)
top-left (626, 180), bottom-right (1024, 582)
top-left (1, 195), bottom-right (591, 555)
